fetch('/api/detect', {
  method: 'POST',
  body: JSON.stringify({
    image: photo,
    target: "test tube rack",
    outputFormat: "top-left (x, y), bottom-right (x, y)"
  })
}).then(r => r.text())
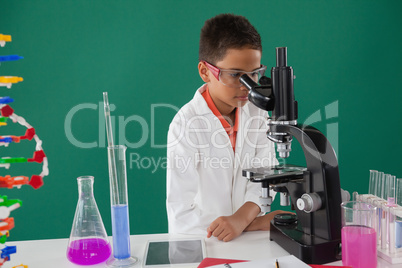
top-left (357, 170), bottom-right (402, 264)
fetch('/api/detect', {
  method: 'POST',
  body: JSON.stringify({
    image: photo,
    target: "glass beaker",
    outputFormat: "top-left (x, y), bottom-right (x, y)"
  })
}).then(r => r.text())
top-left (67, 176), bottom-right (111, 265)
top-left (341, 201), bottom-right (377, 268)
top-left (107, 145), bottom-right (137, 267)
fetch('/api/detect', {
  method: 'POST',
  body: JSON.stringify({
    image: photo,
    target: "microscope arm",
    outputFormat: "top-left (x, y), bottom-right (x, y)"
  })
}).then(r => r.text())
top-left (270, 123), bottom-right (342, 241)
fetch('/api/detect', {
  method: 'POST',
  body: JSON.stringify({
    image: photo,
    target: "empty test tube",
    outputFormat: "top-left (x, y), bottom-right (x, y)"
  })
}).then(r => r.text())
top-left (396, 178), bottom-right (402, 206)
top-left (387, 175), bottom-right (396, 205)
top-left (386, 175), bottom-right (397, 253)
top-left (388, 207), bottom-right (397, 253)
top-left (382, 174), bottom-right (389, 201)
top-left (369, 170), bottom-right (378, 196)
top-left (395, 178), bottom-right (402, 248)
top-left (376, 172), bottom-right (385, 198)
top-left (359, 170), bottom-right (380, 204)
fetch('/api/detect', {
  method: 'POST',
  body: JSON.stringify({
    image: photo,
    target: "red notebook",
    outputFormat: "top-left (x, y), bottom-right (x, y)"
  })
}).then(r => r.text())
top-left (197, 258), bottom-right (352, 268)
top-left (197, 258), bottom-right (247, 267)
top-left (310, 266), bottom-right (352, 268)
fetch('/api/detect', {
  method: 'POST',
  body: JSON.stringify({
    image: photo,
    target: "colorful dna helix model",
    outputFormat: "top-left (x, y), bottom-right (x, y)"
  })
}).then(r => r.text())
top-left (0, 33), bottom-right (48, 267)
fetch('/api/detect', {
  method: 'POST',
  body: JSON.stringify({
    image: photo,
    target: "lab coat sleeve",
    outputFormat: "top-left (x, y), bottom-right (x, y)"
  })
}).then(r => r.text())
top-left (244, 112), bottom-right (278, 208)
top-left (166, 116), bottom-right (207, 235)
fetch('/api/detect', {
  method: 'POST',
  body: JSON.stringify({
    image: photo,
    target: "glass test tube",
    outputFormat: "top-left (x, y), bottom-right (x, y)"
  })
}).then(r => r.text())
top-left (388, 206), bottom-right (397, 253)
top-left (376, 172), bottom-right (385, 198)
top-left (374, 198), bottom-right (387, 246)
top-left (369, 170), bottom-right (378, 197)
top-left (377, 174), bottom-right (389, 249)
top-left (374, 172), bottom-right (384, 246)
top-left (397, 178), bottom-right (402, 206)
top-left (395, 178), bottom-right (402, 248)
top-left (360, 170), bottom-right (379, 203)
top-left (387, 175), bottom-right (396, 205)
top-left (393, 207), bottom-right (402, 249)
top-left (380, 174), bottom-right (395, 252)
top-left (387, 175), bottom-right (397, 253)
top-left (382, 174), bottom-right (390, 201)
top-left (106, 145), bottom-right (137, 267)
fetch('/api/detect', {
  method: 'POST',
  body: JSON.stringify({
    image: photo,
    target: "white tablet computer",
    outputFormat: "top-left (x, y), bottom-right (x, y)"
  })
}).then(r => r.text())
top-left (143, 238), bottom-right (206, 267)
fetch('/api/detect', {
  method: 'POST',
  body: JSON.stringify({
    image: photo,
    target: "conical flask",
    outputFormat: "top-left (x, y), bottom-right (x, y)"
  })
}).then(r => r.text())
top-left (67, 176), bottom-right (112, 265)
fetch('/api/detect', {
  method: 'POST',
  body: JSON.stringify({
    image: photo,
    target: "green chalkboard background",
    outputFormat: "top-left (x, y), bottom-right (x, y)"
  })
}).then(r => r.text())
top-left (1, 0), bottom-right (401, 241)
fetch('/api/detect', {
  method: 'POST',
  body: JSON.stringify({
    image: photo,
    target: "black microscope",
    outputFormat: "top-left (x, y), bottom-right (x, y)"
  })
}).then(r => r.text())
top-left (240, 47), bottom-right (345, 264)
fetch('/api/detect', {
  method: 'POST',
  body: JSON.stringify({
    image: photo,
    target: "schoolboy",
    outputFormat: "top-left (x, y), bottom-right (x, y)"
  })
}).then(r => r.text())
top-left (166, 14), bottom-right (286, 242)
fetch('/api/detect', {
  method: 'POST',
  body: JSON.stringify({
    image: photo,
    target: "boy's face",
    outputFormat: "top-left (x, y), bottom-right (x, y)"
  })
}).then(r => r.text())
top-left (199, 47), bottom-right (262, 116)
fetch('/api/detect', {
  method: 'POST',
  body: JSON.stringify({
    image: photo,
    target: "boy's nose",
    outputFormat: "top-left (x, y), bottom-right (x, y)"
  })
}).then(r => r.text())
top-left (239, 84), bottom-right (248, 91)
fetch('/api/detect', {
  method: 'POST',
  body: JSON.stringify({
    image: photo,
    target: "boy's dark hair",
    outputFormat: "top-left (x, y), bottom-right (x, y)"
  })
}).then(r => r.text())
top-left (199, 14), bottom-right (262, 64)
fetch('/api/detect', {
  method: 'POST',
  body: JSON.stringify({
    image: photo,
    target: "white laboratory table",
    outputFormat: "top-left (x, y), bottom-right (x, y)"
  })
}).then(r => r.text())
top-left (5, 231), bottom-right (399, 268)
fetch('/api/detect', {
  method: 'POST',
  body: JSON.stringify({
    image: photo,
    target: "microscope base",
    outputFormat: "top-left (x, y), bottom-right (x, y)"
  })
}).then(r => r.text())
top-left (270, 221), bottom-right (341, 264)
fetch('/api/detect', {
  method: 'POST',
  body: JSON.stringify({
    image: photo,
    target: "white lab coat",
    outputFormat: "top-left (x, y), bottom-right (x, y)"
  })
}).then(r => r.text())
top-left (166, 84), bottom-right (277, 235)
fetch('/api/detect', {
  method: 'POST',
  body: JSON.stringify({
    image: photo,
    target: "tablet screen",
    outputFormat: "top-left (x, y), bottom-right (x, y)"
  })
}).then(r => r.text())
top-left (145, 239), bottom-right (204, 266)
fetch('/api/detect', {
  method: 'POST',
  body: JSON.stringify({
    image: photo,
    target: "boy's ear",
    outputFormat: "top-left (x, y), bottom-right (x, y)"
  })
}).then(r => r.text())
top-left (198, 62), bottom-right (210, 83)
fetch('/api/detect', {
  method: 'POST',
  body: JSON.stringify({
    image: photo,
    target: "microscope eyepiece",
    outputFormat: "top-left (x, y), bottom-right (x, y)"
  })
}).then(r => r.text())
top-left (276, 47), bottom-right (287, 67)
top-left (239, 74), bottom-right (275, 111)
top-left (239, 74), bottom-right (258, 92)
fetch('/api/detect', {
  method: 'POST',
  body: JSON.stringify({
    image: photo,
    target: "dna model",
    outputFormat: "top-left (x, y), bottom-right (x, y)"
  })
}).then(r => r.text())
top-left (0, 34), bottom-right (48, 266)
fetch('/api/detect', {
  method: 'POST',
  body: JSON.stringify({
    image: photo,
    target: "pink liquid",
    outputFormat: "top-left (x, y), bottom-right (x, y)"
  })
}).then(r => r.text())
top-left (67, 238), bottom-right (111, 265)
top-left (342, 225), bottom-right (377, 268)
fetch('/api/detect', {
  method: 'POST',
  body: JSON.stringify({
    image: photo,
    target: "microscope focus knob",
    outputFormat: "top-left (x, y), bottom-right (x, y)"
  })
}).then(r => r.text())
top-left (296, 193), bottom-right (322, 213)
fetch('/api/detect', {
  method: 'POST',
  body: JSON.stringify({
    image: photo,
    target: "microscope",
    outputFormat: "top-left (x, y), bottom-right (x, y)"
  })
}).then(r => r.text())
top-left (240, 47), bottom-right (345, 264)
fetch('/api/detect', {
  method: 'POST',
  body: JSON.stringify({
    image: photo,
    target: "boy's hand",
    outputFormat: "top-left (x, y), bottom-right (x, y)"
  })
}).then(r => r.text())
top-left (207, 215), bottom-right (246, 242)
top-left (207, 202), bottom-right (261, 242)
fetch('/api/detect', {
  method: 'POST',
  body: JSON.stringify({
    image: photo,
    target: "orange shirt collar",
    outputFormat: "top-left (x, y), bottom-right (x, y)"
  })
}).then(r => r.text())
top-left (202, 86), bottom-right (239, 132)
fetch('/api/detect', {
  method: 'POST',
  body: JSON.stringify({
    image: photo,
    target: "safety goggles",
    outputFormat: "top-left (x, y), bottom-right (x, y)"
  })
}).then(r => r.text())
top-left (203, 61), bottom-right (267, 88)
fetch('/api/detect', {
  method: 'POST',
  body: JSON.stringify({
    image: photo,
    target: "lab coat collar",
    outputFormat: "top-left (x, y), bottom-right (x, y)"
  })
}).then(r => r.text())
top-left (191, 84), bottom-right (252, 164)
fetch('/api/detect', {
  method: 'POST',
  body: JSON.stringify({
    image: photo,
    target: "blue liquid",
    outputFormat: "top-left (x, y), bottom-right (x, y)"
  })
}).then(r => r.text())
top-left (111, 204), bottom-right (131, 259)
top-left (396, 220), bottom-right (402, 248)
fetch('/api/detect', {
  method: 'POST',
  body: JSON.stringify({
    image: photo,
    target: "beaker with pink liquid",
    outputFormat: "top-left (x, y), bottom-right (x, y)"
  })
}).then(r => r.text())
top-left (341, 201), bottom-right (377, 268)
